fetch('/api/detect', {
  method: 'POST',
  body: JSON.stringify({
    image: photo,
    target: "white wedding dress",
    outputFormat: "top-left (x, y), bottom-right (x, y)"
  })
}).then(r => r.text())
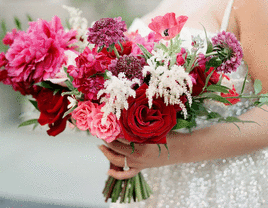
top-left (111, 0), bottom-right (268, 207)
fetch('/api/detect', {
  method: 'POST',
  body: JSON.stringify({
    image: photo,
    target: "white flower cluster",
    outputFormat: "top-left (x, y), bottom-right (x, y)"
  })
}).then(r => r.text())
top-left (143, 49), bottom-right (193, 119)
top-left (63, 5), bottom-right (89, 51)
top-left (97, 72), bottom-right (140, 124)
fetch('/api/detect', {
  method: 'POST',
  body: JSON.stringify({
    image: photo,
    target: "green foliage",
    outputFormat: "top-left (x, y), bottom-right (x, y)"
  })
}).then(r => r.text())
top-left (29, 99), bottom-right (39, 111)
top-left (18, 119), bottom-right (39, 128)
top-left (254, 79), bottom-right (262, 95)
top-left (14, 16), bottom-right (22, 30)
top-left (137, 44), bottom-right (152, 60)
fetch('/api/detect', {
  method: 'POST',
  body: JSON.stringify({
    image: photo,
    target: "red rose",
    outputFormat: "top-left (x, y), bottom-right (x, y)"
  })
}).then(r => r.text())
top-left (120, 84), bottom-right (177, 144)
top-left (34, 88), bottom-right (70, 136)
top-left (101, 41), bottom-right (132, 59)
top-left (221, 85), bottom-right (240, 105)
top-left (190, 65), bottom-right (220, 96)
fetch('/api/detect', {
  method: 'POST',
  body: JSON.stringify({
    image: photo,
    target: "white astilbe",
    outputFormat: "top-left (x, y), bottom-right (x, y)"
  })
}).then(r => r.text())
top-left (97, 72), bottom-right (140, 124)
top-left (63, 5), bottom-right (90, 51)
top-left (143, 55), bottom-right (193, 119)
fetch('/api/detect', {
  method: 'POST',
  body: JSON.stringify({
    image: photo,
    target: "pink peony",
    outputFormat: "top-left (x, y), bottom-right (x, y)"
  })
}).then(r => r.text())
top-left (72, 101), bottom-right (98, 131)
top-left (90, 109), bottom-right (121, 143)
top-left (3, 16), bottom-right (77, 95)
top-left (2, 29), bottom-right (18, 46)
top-left (148, 13), bottom-right (188, 40)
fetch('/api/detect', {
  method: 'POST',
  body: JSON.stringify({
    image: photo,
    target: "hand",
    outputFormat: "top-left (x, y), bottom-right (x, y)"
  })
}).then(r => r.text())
top-left (99, 136), bottom-right (176, 180)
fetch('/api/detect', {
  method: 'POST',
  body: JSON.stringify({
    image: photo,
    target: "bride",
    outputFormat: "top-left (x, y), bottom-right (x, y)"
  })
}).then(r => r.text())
top-left (99, 0), bottom-right (268, 207)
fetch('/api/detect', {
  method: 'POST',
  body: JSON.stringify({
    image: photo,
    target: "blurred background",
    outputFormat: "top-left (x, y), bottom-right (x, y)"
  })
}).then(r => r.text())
top-left (0, 0), bottom-right (161, 207)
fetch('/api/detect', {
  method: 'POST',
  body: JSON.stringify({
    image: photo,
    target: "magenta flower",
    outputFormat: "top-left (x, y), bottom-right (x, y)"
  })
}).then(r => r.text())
top-left (212, 31), bottom-right (243, 73)
top-left (2, 16), bottom-right (77, 95)
top-left (148, 13), bottom-right (188, 40)
top-left (87, 17), bottom-right (127, 47)
top-left (108, 54), bottom-right (145, 81)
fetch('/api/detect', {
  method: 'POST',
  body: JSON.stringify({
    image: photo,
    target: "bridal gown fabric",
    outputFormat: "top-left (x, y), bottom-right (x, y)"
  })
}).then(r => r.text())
top-left (110, 1), bottom-right (268, 207)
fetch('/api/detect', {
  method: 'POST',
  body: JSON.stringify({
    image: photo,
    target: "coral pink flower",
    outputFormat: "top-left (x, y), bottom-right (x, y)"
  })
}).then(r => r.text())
top-left (148, 13), bottom-right (188, 40)
top-left (90, 110), bottom-right (121, 143)
top-left (72, 101), bottom-right (98, 131)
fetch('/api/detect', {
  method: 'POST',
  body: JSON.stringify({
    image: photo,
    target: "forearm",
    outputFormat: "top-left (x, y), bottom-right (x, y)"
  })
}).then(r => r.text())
top-left (168, 105), bottom-right (268, 164)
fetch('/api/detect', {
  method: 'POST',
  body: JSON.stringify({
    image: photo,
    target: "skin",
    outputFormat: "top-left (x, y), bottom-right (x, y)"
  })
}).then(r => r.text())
top-left (99, 0), bottom-right (268, 180)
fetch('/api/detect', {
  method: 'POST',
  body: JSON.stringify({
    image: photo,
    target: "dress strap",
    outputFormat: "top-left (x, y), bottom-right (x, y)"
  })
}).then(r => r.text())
top-left (220, 0), bottom-right (235, 31)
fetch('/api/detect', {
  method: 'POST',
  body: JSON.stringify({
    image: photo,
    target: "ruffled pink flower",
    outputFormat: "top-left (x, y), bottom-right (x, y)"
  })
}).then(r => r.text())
top-left (212, 31), bottom-right (243, 73)
top-left (176, 48), bottom-right (187, 66)
top-left (2, 29), bottom-right (18, 46)
top-left (72, 101), bottom-right (98, 131)
top-left (90, 109), bottom-right (121, 143)
top-left (127, 31), bottom-right (157, 55)
top-left (148, 13), bottom-right (188, 40)
top-left (3, 16), bottom-right (77, 95)
top-left (87, 17), bottom-right (127, 47)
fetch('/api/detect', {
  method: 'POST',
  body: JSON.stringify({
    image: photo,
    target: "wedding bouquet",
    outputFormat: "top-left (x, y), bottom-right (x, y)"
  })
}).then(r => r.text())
top-left (0, 7), bottom-right (267, 203)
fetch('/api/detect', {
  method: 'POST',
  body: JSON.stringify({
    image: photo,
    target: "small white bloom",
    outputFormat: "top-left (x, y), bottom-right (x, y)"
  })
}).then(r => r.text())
top-left (97, 72), bottom-right (140, 124)
top-left (63, 5), bottom-right (89, 51)
top-left (144, 56), bottom-right (193, 119)
top-left (67, 95), bottom-right (77, 109)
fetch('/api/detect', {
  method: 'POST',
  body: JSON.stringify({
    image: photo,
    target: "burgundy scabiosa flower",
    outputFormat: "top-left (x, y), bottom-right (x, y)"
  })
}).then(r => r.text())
top-left (87, 17), bottom-right (127, 47)
top-left (212, 31), bottom-right (243, 73)
top-left (108, 54), bottom-right (145, 81)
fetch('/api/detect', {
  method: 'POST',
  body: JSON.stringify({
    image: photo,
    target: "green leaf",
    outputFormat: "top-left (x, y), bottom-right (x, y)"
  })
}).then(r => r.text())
top-left (241, 67), bottom-right (248, 94)
top-left (65, 19), bottom-right (71, 30)
top-left (173, 118), bottom-right (191, 130)
top-left (26, 14), bottom-right (33, 22)
top-left (97, 45), bottom-right (104, 53)
top-left (206, 57), bottom-right (222, 70)
top-left (1, 19), bottom-right (7, 34)
top-left (14, 16), bottom-right (22, 30)
top-left (157, 144), bottom-right (161, 157)
top-left (202, 68), bottom-right (216, 93)
top-left (201, 24), bottom-right (213, 53)
top-left (206, 84), bottom-right (230, 93)
top-left (169, 54), bottom-right (177, 67)
top-left (155, 42), bottom-right (168, 52)
top-left (103, 70), bottom-right (110, 80)
top-left (64, 80), bottom-right (75, 91)
top-left (219, 116), bottom-right (258, 124)
top-left (29, 99), bottom-right (39, 111)
top-left (118, 40), bottom-right (124, 53)
top-left (63, 67), bottom-right (74, 82)
top-left (130, 142), bottom-right (135, 154)
top-left (137, 44), bottom-right (152, 59)
top-left (254, 79), bottom-right (262, 95)
top-left (207, 112), bottom-right (222, 120)
top-left (18, 119), bottom-right (39, 128)
top-left (259, 94), bottom-right (268, 104)
top-left (53, 88), bottom-right (61, 95)
top-left (200, 92), bottom-right (232, 105)
top-left (63, 105), bottom-right (76, 118)
top-left (35, 81), bottom-right (54, 89)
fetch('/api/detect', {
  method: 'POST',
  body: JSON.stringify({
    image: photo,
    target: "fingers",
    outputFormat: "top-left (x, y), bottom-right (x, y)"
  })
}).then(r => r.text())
top-left (99, 145), bottom-right (126, 167)
top-left (105, 140), bottom-right (134, 156)
top-left (108, 167), bottom-right (141, 180)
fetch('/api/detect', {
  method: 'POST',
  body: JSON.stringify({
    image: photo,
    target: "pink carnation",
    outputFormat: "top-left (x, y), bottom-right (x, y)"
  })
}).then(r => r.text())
top-left (90, 109), bottom-right (121, 143)
top-left (68, 47), bottom-right (109, 101)
top-left (3, 16), bottom-right (77, 95)
top-left (2, 29), bottom-right (18, 46)
top-left (72, 101), bottom-right (98, 131)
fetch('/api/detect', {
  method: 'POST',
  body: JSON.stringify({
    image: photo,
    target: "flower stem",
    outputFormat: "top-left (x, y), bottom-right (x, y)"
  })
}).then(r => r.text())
top-left (113, 45), bottom-right (120, 59)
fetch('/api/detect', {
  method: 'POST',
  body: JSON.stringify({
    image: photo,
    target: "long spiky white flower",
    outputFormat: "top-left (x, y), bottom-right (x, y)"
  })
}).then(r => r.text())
top-left (143, 50), bottom-right (193, 119)
top-left (97, 72), bottom-right (140, 124)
